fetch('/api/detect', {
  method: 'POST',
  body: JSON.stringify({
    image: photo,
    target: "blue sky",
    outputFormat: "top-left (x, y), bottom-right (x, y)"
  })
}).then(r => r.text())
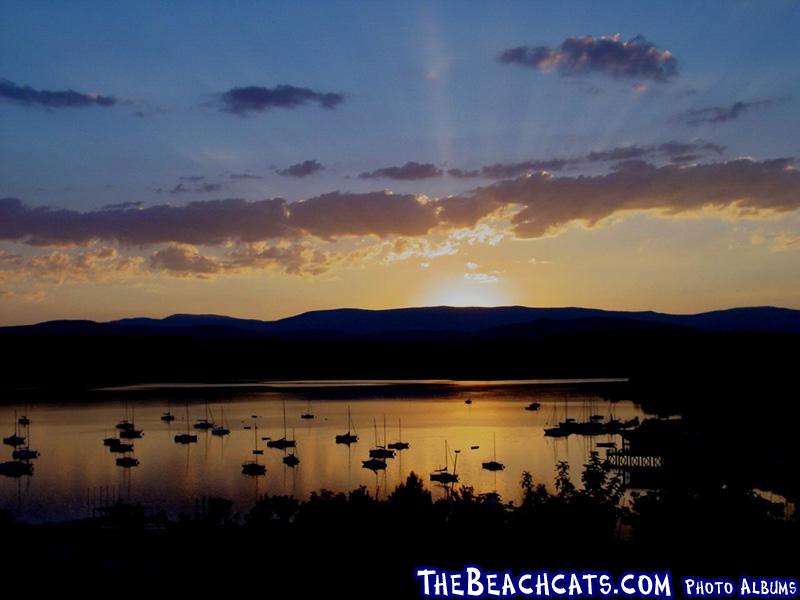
top-left (1, 1), bottom-right (799, 323)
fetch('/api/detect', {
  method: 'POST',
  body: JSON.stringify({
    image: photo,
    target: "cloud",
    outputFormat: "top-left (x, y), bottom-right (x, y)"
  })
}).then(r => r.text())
top-left (277, 160), bottom-right (325, 178)
top-left (0, 78), bottom-right (118, 109)
top-left (447, 168), bottom-right (481, 179)
top-left (481, 159), bottom-right (572, 179)
top-left (0, 158), bottom-right (800, 258)
top-left (446, 158), bottom-right (800, 238)
top-left (159, 181), bottom-right (227, 194)
top-left (464, 272), bottom-right (499, 283)
top-left (359, 162), bottom-right (443, 180)
top-left (677, 100), bottom-right (777, 125)
top-left (498, 34), bottom-right (678, 82)
top-left (218, 85), bottom-right (344, 115)
top-left (289, 191), bottom-right (438, 238)
top-left (446, 140), bottom-right (724, 180)
top-left (0, 190), bottom-right (439, 246)
top-left (150, 244), bottom-right (221, 276)
top-left (229, 173), bottom-right (263, 180)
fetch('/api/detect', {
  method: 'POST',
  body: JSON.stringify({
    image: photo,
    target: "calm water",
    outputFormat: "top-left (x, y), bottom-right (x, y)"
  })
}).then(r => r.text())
top-left (0, 380), bottom-right (645, 523)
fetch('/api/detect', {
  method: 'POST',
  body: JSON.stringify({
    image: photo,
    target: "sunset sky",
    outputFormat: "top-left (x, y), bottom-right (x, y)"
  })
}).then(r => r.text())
top-left (1, 1), bottom-right (799, 325)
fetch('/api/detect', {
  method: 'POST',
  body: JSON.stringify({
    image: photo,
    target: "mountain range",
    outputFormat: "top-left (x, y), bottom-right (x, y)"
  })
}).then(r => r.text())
top-left (3, 305), bottom-right (800, 337)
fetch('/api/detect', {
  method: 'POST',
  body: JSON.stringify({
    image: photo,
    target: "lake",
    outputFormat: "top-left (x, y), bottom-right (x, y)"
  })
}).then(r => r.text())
top-left (0, 379), bottom-right (644, 523)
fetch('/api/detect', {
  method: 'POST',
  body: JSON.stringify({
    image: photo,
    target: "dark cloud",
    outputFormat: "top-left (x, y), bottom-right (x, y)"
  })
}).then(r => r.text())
top-left (229, 173), bottom-right (264, 180)
top-left (197, 182), bottom-right (225, 193)
top-left (0, 191), bottom-right (437, 246)
top-left (359, 162), bottom-right (443, 180)
top-left (2, 158), bottom-right (797, 251)
top-left (482, 159), bottom-right (572, 179)
top-left (179, 175), bottom-right (205, 182)
top-left (159, 181), bottom-right (226, 194)
top-left (677, 100), bottom-right (777, 125)
top-left (449, 140), bottom-right (723, 181)
top-left (443, 158), bottom-right (800, 238)
top-left (447, 168), bottom-right (481, 179)
top-left (0, 197), bottom-right (291, 246)
top-left (498, 34), bottom-right (678, 82)
top-left (150, 245), bottom-right (220, 275)
top-left (289, 191), bottom-right (437, 238)
top-left (218, 85), bottom-right (344, 115)
top-left (0, 78), bottom-right (118, 109)
top-left (277, 160), bottom-right (325, 178)
top-left (586, 145), bottom-right (652, 162)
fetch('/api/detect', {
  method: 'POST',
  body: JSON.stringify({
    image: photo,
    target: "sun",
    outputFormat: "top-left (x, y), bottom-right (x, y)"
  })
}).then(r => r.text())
top-left (424, 277), bottom-right (512, 307)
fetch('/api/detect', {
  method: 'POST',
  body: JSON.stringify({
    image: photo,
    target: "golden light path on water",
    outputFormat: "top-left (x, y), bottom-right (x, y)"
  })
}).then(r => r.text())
top-left (0, 380), bottom-right (644, 523)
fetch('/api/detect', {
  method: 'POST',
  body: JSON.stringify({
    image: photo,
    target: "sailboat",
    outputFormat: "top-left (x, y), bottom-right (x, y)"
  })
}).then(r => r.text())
top-left (116, 456), bottom-right (139, 468)
top-left (12, 420), bottom-right (39, 460)
top-left (300, 399), bottom-right (315, 420)
top-left (0, 461), bottom-right (33, 477)
top-left (174, 403), bottom-right (199, 444)
top-left (193, 402), bottom-right (215, 430)
top-left (161, 402), bottom-right (176, 422)
top-left (481, 433), bottom-right (505, 471)
top-left (430, 441), bottom-right (459, 484)
top-left (282, 430), bottom-right (300, 467)
top-left (525, 402), bottom-right (541, 411)
top-left (368, 416), bottom-right (395, 459)
top-left (211, 407), bottom-right (231, 436)
top-left (116, 402), bottom-right (134, 431)
top-left (242, 423), bottom-right (266, 476)
top-left (266, 399), bottom-right (296, 449)
top-left (387, 418), bottom-right (410, 450)
top-left (335, 405), bottom-right (358, 444)
top-left (3, 411), bottom-right (25, 447)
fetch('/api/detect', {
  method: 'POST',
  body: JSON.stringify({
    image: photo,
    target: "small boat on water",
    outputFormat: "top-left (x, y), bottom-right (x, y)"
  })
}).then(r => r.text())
top-left (335, 405), bottom-right (358, 445)
top-left (174, 404), bottom-right (198, 444)
top-left (17, 415), bottom-right (31, 426)
top-left (116, 420), bottom-right (134, 431)
top-left (368, 417), bottom-right (395, 459)
top-left (242, 423), bottom-right (266, 476)
top-left (362, 457), bottom-right (387, 471)
top-left (103, 436), bottom-right (118, 446)
top-left (12, 447), bottom-right (39, 460)
top-left (430, 441), bottom-right (459, 484)
top-left (300, 399), bottom-right (315, 420)
top-left (387, 418), bottom-right (409, 450)
top-left (211, 407), bottom-right (231, 436)
top-left (283, 451), bottom-right (300, 467)
top-left (0, 461), bottom-right (33, 477)
top-left (464, 399), bottom-right (472, 405)
top-left (116, 456), bottom-right (139, 468)
top-left (525, 402), bottom-right (541, 411)
top-left (161, 411), bottom-right (176, 423)
top-left (3, 433), bottom-right (25, 446)
top-left (242, 462), bottom-right (266, 476)
top-left (119, 428), bottom-right (143, 439)
top-left (193, 402), bottom-right (215, 430)
top-left (267, 399), bottom-right (296, 449)
top-left (109, 441), bottom-right (134, 453)
top-left (481, 433), bottom-right (505, 471)
top-left (4, 411), bottom-right (26, 446)
top-left (470, 445), bottom-right (480, 450)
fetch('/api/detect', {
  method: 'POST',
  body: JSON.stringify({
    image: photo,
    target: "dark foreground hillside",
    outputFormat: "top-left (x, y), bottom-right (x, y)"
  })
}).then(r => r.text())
top-left (1, 460), bottom-right (796, 597)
